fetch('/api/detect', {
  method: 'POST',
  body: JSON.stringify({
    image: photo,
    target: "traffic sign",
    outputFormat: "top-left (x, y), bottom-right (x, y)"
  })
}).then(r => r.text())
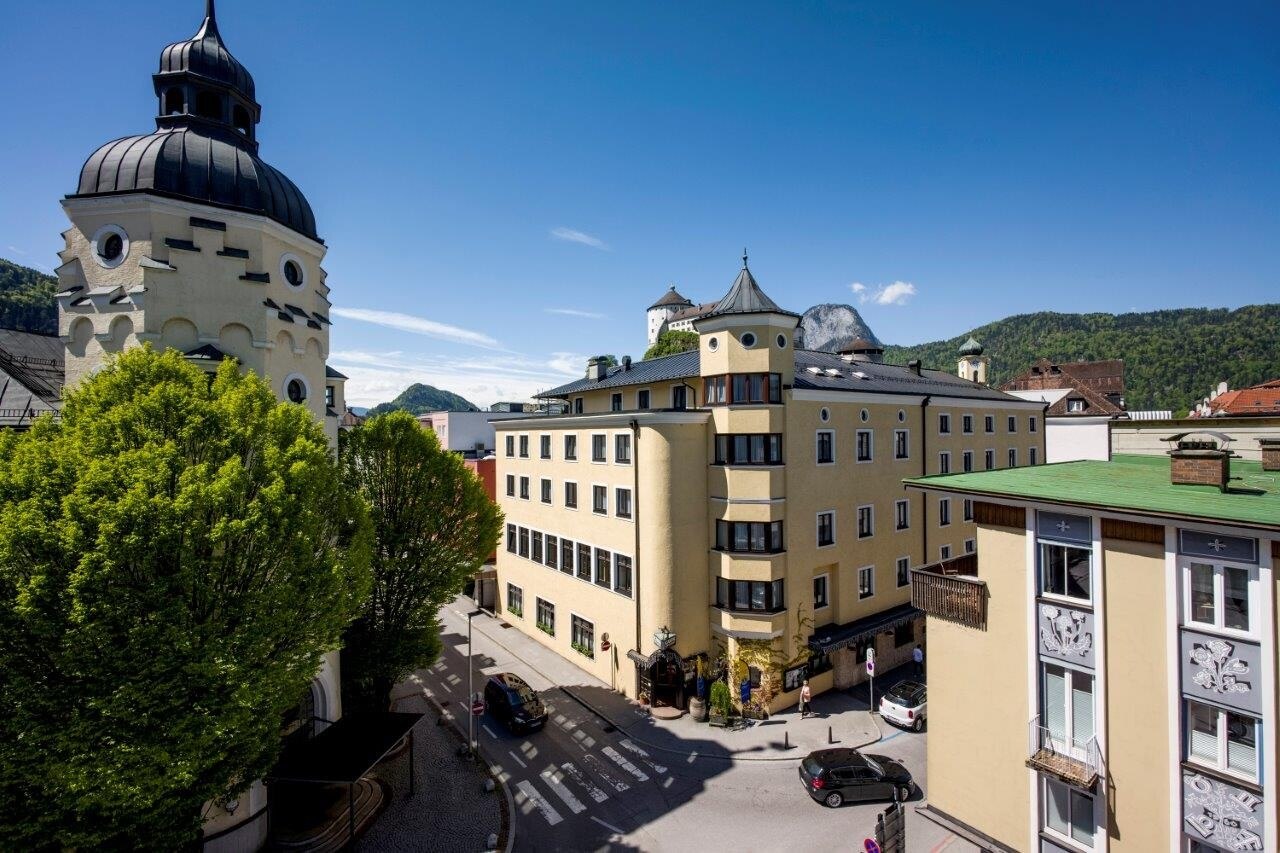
top-left (864, 839), bottom-right (881, 853)
top-left (865, 647), bottom-right (875, 675)
top-left (471, 697), bottom-right (485, 716)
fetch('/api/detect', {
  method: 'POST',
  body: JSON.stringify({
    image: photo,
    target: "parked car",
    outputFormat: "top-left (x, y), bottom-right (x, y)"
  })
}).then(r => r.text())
top-left (797, 748), bottom-right (913, 807)
top-left (879, 680), bottom-right (927, 732)
top-left (483, 673), bottom-right (548, 734)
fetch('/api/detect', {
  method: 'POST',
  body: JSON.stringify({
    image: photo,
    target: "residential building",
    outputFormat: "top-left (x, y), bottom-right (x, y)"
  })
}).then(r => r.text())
top-left (1193, 379), bottom-right (1280, 418)
top-left (0, 328), bottom-right (63, 428)
top-left (494, 255), bottom-right (1044, 713)
top-left (906, 438), bottom-right (1278, 852)
top-left (1113, 416), bottom-right (1280, 463)
top-left (646, 285), bottom-right (718, 345)
top-left (1002, 358), bottom-right (1128, 463)
top-left (417, 410), bottom-right (535, 457)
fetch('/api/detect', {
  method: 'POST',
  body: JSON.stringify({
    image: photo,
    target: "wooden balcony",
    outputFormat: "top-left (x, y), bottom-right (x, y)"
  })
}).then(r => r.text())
top-left (910, 553), bottom-right (987, 630)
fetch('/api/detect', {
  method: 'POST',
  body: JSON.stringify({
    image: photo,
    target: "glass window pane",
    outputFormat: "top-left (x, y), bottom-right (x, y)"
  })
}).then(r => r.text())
top-left (1226, 713), bottom-right (1257, 777)
top-left (751, 582), bottom-right (767, 610)
top-left (1066, 547), bottom-right (1090, 599)
top-left (1072, 675), bottom-right (1094, 747)
top-left (734, 581), bottom-right (749, 609)
top-left (1069, 790), bottom-right (1093, 843)
top-left (1042, 545), bottom-right (1065, 596)
top-left (1045, 780), bottom-right (1069, 837)
top-left (734, 524), bottom-right (749, 551)
top-left (1043, 664), bottom-right (1066, 742)
top-left (750, 522), bottom-right (766, 551)
top-left (1224, 566), bottom-right (1249, 631)
top-left (750, 435), bottom-right (765, 463)
top-left (1190, 562), bottom-right (1216, 625)
top-left (1188, 702), bottom-right (1218, 763)
top-left (717, 577), bottom-right (728, 607)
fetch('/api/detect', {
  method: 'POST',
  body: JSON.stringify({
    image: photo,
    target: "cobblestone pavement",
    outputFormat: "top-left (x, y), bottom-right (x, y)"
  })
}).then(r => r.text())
top-left (359, 693), bottom-right (505, 853)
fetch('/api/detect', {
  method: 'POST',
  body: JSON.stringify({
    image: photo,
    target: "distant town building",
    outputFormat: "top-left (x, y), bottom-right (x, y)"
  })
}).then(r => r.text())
top-left (0, 328), bottom-right (63, 429)
top-left (956, 336), bottom-right (990, 385)
top-left (646, 285), bottom-right (718, 346)
top-left (417, 410), bottom-right (536, 457)
top-left (1002, 358), bottom-right (1127, 463)
top-left (1192, 379), bottom-right (1280, 418)
top-left (1112, 414), bottom-right (1280, 463)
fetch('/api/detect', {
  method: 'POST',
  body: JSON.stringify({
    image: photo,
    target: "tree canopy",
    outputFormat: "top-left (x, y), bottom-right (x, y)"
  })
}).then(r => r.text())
top-left (340, 411), bottom-right (502, 711)
top-left (643, 329), bottom-right (699, 360)
top-left (0, 346), bottom-right (371, 850)
top-left (0, 257), bottom-right (57, 334)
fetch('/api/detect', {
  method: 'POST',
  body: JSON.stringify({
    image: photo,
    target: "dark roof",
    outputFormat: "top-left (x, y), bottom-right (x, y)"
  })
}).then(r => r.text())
top-left (704, 261), bottom-right (798, 319)
top-left (538, 350), bottom-right (700, 398)
top-left (326, 365), bottom-right (348, 380)
top-left (809, 603), bottom-right (921, 654)
top-left (835, 336), bottom-right (883, 353)
top-left (157, 1), bottom-right (255, 101)
top-left (0, 328), bottom-right (64, 405)
top-left (999, 358), bottom-right (1126, 416)
top-left (267, 712), bottom-right (423, 785)
top-left (793, 350), bottom-right (1029, 402)
top-left (668, 301), bottom-right (718, 323)
top-left (183, 343), bottom-right (226, 361)
top-left (649, 286), bottom-right (693, 310)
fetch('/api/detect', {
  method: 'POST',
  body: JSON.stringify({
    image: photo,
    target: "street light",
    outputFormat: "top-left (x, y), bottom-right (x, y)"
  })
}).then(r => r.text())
top-left (467, 608), bottom-right (484, 755)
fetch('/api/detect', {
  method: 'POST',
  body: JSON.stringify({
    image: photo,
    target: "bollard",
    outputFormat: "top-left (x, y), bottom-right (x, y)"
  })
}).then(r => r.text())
top-left (828, 725), bottom-right (834, 744)
top-left (483, 778), bottom-right (496, 793)
top-left (784, 731), bottom-right (790, 750)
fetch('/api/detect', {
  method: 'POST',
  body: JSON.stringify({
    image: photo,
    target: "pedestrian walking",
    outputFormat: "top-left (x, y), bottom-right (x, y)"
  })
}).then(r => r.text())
top-left (799, 680), bottom-right (812, 717)
top-left (913, 644), bottom-right (924, 679)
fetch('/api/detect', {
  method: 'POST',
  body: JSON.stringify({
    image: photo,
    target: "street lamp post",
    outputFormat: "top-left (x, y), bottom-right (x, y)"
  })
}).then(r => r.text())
top-left (467, 609), bottom-right (484, 755)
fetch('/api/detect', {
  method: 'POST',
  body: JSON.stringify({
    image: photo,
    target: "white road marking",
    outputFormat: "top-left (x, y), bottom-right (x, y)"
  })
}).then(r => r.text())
top-left (602, 746), bottom-right (649, 782)
top-left (560, 761), bottom-right (609, 803)
top-left (582, 753), bottom-right (630, 793)
top-left (619, 738), bottom-right (668, 774)
top-left (515, 779), bottom-right (563, 826)
top-left (540, 766), bottom-right (586, 814)
top-left (508, 750), bottom-right (528, 769)
top-left (482, 725), bottom-right (498, 739)
top-left (591, 816), bottom-right (625, 835)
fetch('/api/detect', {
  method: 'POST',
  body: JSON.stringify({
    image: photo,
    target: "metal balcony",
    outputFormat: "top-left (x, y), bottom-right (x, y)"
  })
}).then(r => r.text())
top-left (1026, 715), bottom-right (1102, 789)
top-left (910, 553), bottom-right (987, 630)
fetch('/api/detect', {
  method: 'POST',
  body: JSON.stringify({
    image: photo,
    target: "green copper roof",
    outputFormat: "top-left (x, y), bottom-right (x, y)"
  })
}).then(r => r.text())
top-left (958, 336), bottom-right (984, 356)
top-left (904, 454), bottom-right (1280, 531)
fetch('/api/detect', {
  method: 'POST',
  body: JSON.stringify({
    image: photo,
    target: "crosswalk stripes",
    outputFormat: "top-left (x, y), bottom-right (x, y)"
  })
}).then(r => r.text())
top-left (539, 765), bottom-right (587, 814)
top-left (515, 779), bottom-right (564, 826)
top-left (619, 738), bottom-right (668, 775)
top-left (581, 752), bottom-right (631, 793)
top-left (601, 745), bottom-right (650, 782)
top-left (560, 761), bottom-right (610, 804)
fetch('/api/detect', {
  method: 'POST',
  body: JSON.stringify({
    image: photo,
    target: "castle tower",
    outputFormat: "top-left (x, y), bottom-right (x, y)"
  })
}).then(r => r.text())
top-left (957, 336), bottom-right (990, 384)
top-left (56, 0), bottom-right (345, 445)
top-left (646, 285), bottom-right (693, 346)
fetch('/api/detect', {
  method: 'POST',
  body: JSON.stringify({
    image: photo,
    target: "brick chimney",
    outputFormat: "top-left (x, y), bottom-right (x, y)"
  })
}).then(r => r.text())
top-left (1167, 436), bottom-right (1232, 491)
top-left (1260, 439), bottom-right (1280, 472)
top-left (586, 357), bottom-right (608, 381)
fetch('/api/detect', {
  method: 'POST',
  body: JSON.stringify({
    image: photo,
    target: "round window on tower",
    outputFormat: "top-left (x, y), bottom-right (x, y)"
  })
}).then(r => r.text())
top-left (898, 409), bottom-right (907, 422)
top-left (90, 224), bottom-right (129, 269)
top-left (740, 332), bottom-right (757, 348)
top-left (860, 408), bottom-right (870, 422)
top-left (285, 375), bottom-right (308, 404)
top-left (776, 334), bottom-right (787, 349)
top-left (280, 253), bottom-right (307, 289)
top-left (708, 337), bottom-right (719, 352)
top-left (820, 407), bottom-right (830, 422)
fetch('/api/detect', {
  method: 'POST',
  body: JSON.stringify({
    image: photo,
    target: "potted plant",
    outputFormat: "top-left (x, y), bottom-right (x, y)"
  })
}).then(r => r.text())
top-left (708, 680), bottom-right (731, 727)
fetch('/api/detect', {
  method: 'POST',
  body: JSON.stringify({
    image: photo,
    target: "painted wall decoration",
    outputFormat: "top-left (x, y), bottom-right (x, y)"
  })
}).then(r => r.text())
top-left (1179, 530), bottom-right (1258, 564)
top-left (1183, 770), bottom-right (1265, 851)
top-left (1180, 630), bottom-right (1261, 716)
top-left (1037, 511), bottom-right (1092, 545)
top-left (1038, 604), bottom-right (1094, 668)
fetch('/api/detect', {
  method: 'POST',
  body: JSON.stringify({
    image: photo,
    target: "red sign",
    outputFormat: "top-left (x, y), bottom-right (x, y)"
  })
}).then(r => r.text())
top-left (601, 639), bottom-right (611, 652)
top-left (471, 698), bottom-right (485, 716)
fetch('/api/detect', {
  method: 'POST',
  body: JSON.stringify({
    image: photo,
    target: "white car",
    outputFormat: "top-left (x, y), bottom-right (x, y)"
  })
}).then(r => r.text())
top-left (879, 680), bottom-right (927, 732)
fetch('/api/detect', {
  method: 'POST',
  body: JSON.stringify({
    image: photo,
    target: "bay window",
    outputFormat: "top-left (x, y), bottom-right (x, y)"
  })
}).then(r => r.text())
top-left (715, 577), bottom-right (786, 613)
top-left (716, 520), bottom-right (784, 553)
top-left (714, 433), bottom-right (783, 465)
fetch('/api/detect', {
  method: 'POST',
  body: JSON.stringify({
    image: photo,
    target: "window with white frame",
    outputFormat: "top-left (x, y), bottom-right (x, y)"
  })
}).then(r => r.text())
top-left (518, 527), bottom-right (529, 558)
top-left (505, 474), bottom-right (515, 497)
top-left (592, 485), bottom-right (607, 514)
top-left (1029, 416), bottom-right (1038, 433)
top-left (594, 548), bottom-right (611, 588)
top-left (896, 556), bottom-right (910, 587)
top-left (1043, 777), bottom-right (1094, 848)
top-left (816, 430), bottom-right (834, 464)
top-left (615, 433), bottom-right (631, 464)
top-left (856, 429), bottom-right (873, 462)
top-left (1041, 661), bottom-right (1095, 754)
top-left (963, 498), bottom-right (973, 521)
top-left (1008, 447), bottom-right (1018, 467)
top-left (1040, 542), bottom-right (1092, 602)
top-left (962, 414), bottom-right (973, 434)
top-left (591, 434), bottom-right (607, 462)
top-left (615, 487), bottom-right (632, 519)
top-left (939, 544), bottom-right (951, 560)
top-left (964, 538), bottom-right (975, 554)
top-left (857, 505), bottom-right (874, 538)
top-left (1185, 699), bottom-right (1259, 781)
top-left (938, 497), bottom-right (951, 526)
top-left (519, 476), bottom-right (530, 500)
top-left (531, 531), bottom-right (543, 563)
top-left (576, 543), bottom-right (591, 580)
top-left (857, 566), bottom-right (874, 599)
top-left (1030, 447), bottom-right (1038, 465)
top-left (1184, 560), bottom-right (1255, 634)
top-left (536, 598), bottom-right (555, 634)
top-left (505, 523), bottom-right (516, 553)
top-left (817, 511), bottom-right (835, 547)
top-left (984, 448), bottom-right (994, 470)
top-left (895, 499), bottom-right (909, 530)
top-left (505, 435), bottom-right (515, 457)
top-left (545, 534), bottom-right (558, 569)
top-left (984, 415), bottom-right (994, 433)
top-left (560, 538), bottom-right (574, 574)
top-left (540, 434), bottom-right (552, 459)
top-left (615, 555), bottom-right (633, 597)
top-left (540, 478), bottom-right (552, 504)
top-left (571, 615), bottom-right (594, 657)
top-left (564, 481), bottom-right (578, 508)
top-left (894, 429), bottom-right (909, 459)
top-left (939, 451), bottom-right (950, 474)
top-left (519, 435), bottom-right (529, 458)
top-left (938, 413), bottom-right (951, 434)
top-left (564, 434), bottom-right (578, 461)
top-left (962, 450), bottom-right (973, 472)
top-left (1007, 415), bottom-right (1017, 432)
top-left (813, 574), bottom-right (829, 608)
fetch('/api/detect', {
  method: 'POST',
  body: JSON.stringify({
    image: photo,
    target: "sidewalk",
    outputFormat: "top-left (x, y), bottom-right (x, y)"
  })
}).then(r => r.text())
top-left (442, 598), bottom-right (888, 762)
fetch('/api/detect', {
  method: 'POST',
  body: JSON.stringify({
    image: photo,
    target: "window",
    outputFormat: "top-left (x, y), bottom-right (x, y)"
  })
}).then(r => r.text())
top-left (518, 435), bottom-right (529, 458)
top-left (894, 429), bottom-right (909, 460)
top-left (505, 435), bottom-right (515, 457)
top-left (505, 474), bottom-right (515, 497)
top-left (611, 393), bottom-right (623, 412)
top-left (715, 520), bottom-right (785, 553)
top-left (939, 545), bottom-right (951, 560)
top-left (964, 538), bottom-right (975, 554)
top-left (286, 378), bottom-right (307, 403)
top-left (1067, 399), bottom-right (1085, 413)
top-left (715, 434), bottom-right (783, 465)
top-left (895, 499), bottom-right (909, 531)
top-left (1185, 561), bottom-right (1254, 633)
top-left (163, 87), bottom-right (184, 115)
top-left (518, 527), bottom-right (529, 558)
top-left (1029, 416), bottom-right (1038, 433)
top-left (1041, 662), bottom-right (1095, 756)
top-left (1043, 778), bottom-right (1094, 848)
top-left (564, 481), bottom-right (578, 509)
top-left (703, 375), bottom-right (726, 405)
top-left (1008, 448), bottom-right (1018, 468)
top-left (564, 434), bottom-right (577, 461)
top-left (615, 487), bottom-right (632, 519)
top-left (506, 583), bottom-right (523, 617)
top-left (939, 451), bottom-right (950, 474)
top-left (671, 385), bottom-right (688, 410)
top-left (857, 505), bottom-right (874, 538)
top-left (813, 575), bottom-right (829, 608)
top-left (716, 578), bottom-right (786, 612)
top-left (615, 433), bottom-right (632, 464)
top-left (816, 430), bottom-right (834, 464)
top-left (1185, 700), bottom-right (1259, 781)
top-left (985, 449), bottom-right (994, 470)
top-left (1040, 542), bottom-right (1092, 602)
top-left (938, 413), bottom-right (951, 434)
top-left (962, 450), bottom-right (973, 472)
top-left (592, 485), bottom-right (607, 515)
top-left (896, 557), bottom-right (910, 588)
top-left (962, 414), bottom-right (973, 434)
top-left (894, 620), bottom-right (915, 647)
top-left (573, 397), bottom-right (584, 414)
top-left (817, 511), bottom-right (834, 547)
top-left (705, 373), bottom-right (781, 405)
top-left (984, 415), bottom-right (994, 433)
top-left (560, 538), bottom-right (574, 574)
top-left (545, 535), bottom-right (558, 569)
top-left (1030, 447), bottom-right (1038, 465)
top-left (939, 498), bottom-right (951, 526)
top-left (594, 549), bottom-right (611, 588)
top-left (858, 566), bottom-right (874, 599)
top-left (615, 555), bottom-right (633, 597)
top-left (856, 429), bottom-right (873, 462)
top-left (571, 615), bottom-right (594, 657)
top-left (1007, 415), bottom-right (1017, 432)
top-left (539, 434), bottom-right (551, 459)
top-left (638, 389), bottom-right (651, 409)
top-left (963, 499), bottom-right (974, 521)
top-left (519, 476), bottom-right (530, 500)
top-left (536, 598), bottom-right (555, 635)
top-left (531, 531), bottom-right (543, 563)
top-left (591, 434), bottom-right (607, 462)
top-left (577, 543), bottom-right (591, 581)
top-left (325, 385), bottom-right (335, 408)
top-left (540, 478), bottom-right (552, 504)
top-left (505, 523), bottom-right (516, 553)
top-left (195, 89), bottom-right (222, 119)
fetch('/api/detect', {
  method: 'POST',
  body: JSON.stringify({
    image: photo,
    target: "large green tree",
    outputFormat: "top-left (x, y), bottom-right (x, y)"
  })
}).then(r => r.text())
top-left (644, 329), bottom-right (699, 360)
top-left (341, 411), bottom-right (502, 711)
top-left (0, 346), bottom-right (371, 850)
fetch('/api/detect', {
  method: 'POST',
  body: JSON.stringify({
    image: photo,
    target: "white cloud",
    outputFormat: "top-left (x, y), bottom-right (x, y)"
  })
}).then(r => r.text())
top-left (550, 227), bottom-right (609, 250)
top-left (849, 280), bottom-right (917, 306)
top-left (330, 307), bottom-right (502, 350)
top-left (544, 308), bottom-right (606, 320)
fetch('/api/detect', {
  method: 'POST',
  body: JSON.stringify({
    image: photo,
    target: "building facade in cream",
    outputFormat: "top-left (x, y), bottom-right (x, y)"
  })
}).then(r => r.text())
top-left (907, 452), bottom-right (1279, 853)
top-left (495, 259), bottom-right (1045, 713)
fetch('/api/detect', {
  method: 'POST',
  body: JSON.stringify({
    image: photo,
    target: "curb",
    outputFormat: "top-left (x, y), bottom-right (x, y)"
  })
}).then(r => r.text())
top-left (426, 696), bottom-right (516, 853)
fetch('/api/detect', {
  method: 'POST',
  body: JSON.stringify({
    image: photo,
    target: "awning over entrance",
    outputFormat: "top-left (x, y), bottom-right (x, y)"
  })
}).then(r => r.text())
top-left (627, 648), bottom-right (667, 669)
top-left (808, 603), bottom-right (921, 655)
top-left (267, 711), bottom-right (423, 785)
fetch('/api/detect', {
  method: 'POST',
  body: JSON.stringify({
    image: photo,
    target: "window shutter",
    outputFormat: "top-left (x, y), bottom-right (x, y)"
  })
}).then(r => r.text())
top-left (1044, 667), bottom-right (1067, 741)
top-left (1071, 676), bottom-right (1094, 747)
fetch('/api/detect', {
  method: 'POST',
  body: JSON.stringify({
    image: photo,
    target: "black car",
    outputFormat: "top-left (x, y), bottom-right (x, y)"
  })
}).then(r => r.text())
top-left (483, 673), bottom-right (548, 734)
top-left (797, 748), bottom-right (913, 808)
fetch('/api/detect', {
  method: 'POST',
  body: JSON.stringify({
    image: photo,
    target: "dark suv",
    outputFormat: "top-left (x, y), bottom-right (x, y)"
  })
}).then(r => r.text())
top-left (797, 748), bottom-right (913, 807)
top-left (483, 673), bottom-right (548, 734)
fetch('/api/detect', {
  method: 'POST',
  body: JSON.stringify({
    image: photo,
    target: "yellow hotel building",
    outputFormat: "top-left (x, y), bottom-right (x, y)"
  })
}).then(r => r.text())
top-left (494, 259), bottom-right (1044, 712)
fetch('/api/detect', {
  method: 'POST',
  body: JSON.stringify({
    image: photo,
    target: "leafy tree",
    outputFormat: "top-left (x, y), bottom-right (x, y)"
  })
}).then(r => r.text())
top-left (0, 346), bottom-right (371, 851)
top-left (596, 354), bottom-right (620, 368)
top-left (0, 257), bottom-right (57, 333)
top-left (340, 411), bottom-right (503, 711)
top-left (643, 329), bottom-right (699, 360)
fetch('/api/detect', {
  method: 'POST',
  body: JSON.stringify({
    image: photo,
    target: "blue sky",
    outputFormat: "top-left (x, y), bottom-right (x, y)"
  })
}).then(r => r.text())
top-left (2, 1), bottom-right (1277, 406)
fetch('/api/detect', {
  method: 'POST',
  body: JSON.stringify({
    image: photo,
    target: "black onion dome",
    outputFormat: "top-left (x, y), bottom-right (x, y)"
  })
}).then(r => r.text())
top-left (158, 1), bottom-right (254, 100)
top-left (75, 129), bottom-right (318, 242)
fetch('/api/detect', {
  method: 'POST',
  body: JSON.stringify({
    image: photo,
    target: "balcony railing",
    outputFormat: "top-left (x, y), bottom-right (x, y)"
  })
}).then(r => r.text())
top-left (910, 553), bottom-right (986, 630)
top-left (1026, 715), bottom-right (1102, 789)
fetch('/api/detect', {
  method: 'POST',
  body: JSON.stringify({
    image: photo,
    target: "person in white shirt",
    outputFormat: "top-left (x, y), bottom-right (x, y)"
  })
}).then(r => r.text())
top-left (799, 680), bottom-right (812, 717)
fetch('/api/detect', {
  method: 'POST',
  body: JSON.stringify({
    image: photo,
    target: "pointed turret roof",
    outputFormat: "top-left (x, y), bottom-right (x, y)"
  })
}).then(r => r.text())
top-left (649, 285), bottom-right (693, 310)
top-left (704, 251), bottom-right (798, 319)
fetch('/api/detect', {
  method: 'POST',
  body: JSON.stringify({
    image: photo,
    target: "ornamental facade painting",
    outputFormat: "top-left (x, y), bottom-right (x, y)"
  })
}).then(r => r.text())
top-left (1038, 604), bottom-right (1094, 668)
top-left (1180, 629), bottom-right (1261, 716)
top-left (1183, 770), bottom-right (1265, 851)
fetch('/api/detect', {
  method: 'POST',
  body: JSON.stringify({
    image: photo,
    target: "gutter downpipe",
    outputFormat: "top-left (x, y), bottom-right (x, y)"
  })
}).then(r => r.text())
top-left (920, 395), bottom-right (932, 561)
top-left (630, 417), bottom-right (641, 696)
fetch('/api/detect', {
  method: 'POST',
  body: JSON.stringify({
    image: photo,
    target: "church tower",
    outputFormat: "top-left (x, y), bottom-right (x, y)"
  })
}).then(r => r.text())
top-left (56, 0), bottom-right (345, 445)
top-left (957, 336), bottom-right (990, 384)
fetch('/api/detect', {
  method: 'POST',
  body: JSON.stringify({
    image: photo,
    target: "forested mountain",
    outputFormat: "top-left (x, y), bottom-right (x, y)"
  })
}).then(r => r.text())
top-left (0, 258), bottom-right (57, 334)
top-left (882, 305), bottom-right (1280, 415)
top-left (367, 383), bottom-right (479, 417)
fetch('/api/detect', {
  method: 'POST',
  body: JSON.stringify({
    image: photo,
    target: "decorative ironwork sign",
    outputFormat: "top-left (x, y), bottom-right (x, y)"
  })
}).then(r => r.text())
top-left (1181, 630), bottom-right (1260, 716)
top-left (1183, 769), bottom-right (1265, 851)
top-left (1038, 604), bottom-right (1094, 667)
top-left (1037, 511), bottom-right (1091, 545)
top-left (653, 626), bottom-right (677, 651)
top-left (1179, 530), bottom-right (1258, 564)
